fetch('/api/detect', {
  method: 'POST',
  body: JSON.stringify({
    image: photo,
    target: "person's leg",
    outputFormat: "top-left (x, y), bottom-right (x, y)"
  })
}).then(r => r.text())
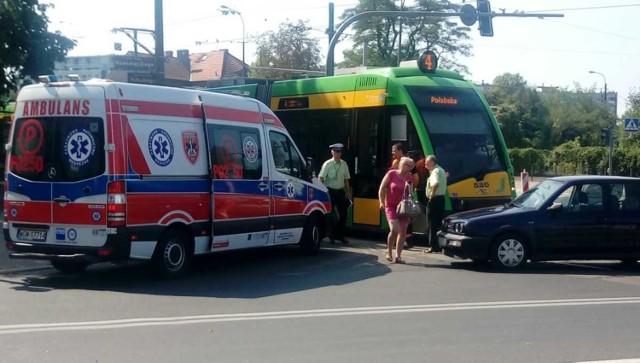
top-left (429, 197), bottom-right (445, 251)
top-left (387, 220), bottom-right (399, 261)
top-left (328, 189), bottom-right (340, 242)
top-left (336, 192), bottom-right (349, 242)
top-left (395, 219), bottom-right (409, 261)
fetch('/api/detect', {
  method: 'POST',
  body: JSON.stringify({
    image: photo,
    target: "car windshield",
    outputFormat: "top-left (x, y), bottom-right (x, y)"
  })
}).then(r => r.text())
top-left (512, 179), bottom-right (565, 208)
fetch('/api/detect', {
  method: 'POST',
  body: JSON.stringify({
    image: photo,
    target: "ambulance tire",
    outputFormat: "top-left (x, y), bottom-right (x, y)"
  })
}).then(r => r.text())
top-left (300, 214), bottom-right (321, 256)
top-left (51, 260), bottom-right (89, 274)
top-left (152, 230), bottom-right (191, 278)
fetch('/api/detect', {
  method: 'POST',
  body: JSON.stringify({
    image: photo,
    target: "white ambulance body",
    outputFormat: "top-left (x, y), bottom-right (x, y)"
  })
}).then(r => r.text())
top-left (4, 78), bottom-right (331, 277)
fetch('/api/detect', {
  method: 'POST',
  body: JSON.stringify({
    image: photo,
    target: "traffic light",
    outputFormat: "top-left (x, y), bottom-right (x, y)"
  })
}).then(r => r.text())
top-left (601, 127), bottom-right (610, 145)
top-left (476, 0), bottom-right (494, 37)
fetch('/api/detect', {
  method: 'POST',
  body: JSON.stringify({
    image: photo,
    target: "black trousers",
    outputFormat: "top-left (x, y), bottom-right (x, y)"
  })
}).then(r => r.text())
top-left (427, 195), bottom-right (445, 250)
top-left (328, 188), bottom-right (348, 240)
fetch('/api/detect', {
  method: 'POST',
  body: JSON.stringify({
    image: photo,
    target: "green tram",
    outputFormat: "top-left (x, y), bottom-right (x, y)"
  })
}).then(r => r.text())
top-left (208, 53), bottom-right (515, 232)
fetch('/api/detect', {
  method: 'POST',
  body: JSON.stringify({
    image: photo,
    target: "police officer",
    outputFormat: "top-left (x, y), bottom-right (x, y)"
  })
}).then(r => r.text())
top-left (319, 143), bottom-right (351, 244)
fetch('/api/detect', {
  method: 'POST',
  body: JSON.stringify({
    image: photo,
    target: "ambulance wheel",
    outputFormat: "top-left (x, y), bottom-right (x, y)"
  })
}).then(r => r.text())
top-left (300, 215), bottom-right (321, 256)
top-left (51, 260), bottom-right (89, 274)
top-left (153, 230), bottom-right (191, 278)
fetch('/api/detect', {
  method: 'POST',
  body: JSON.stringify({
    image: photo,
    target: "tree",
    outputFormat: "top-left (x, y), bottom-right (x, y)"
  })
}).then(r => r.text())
top-left (252, 20), bottom-right (323, 79)
top-left (337, 0), bottom-right (471, 74)
top-left (0, 1), bottom-right (75, 96)
top-left (484, 73), bottom-right (549, 149)
top-left (541, 85), bottom-right (613, 147)
top-left (621, 88), bottom-right (640, 147)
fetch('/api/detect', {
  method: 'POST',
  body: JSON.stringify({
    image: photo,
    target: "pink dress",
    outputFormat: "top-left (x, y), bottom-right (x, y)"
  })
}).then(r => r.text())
top-left (384, 170), bottom-right (412, 224)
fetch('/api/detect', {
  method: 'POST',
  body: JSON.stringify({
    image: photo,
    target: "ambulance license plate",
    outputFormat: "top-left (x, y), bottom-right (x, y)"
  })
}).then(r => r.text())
top-left (17, 229), bottom-right (47, 242)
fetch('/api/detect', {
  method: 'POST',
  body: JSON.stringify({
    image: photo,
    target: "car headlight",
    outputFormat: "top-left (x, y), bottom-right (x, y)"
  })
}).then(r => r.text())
top-left (447, 221), bottom-right (467, 234)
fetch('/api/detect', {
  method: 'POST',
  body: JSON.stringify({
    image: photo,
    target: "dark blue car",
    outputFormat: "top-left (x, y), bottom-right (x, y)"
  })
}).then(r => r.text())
top-left (438, 176), bottom-right (640, 270)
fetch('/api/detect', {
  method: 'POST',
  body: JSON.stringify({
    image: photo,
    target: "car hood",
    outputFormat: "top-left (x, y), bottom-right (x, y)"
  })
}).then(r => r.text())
top-left (447, 204), bottom-right (529, 221)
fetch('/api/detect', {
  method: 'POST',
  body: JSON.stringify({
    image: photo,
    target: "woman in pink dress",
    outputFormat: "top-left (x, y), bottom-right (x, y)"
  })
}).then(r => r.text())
top-left (378, 157), bottom-right (415, 263)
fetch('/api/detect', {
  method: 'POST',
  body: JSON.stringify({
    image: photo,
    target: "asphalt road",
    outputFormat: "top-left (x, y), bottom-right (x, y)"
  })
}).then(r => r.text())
top-left (2, 237), bottom-right (640, 363)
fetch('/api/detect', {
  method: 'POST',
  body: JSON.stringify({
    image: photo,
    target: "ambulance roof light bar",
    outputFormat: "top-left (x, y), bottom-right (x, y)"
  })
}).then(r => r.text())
top-left (38, 75), bottom-right (59, 84)
top-left (68, 74), bottom-right (81, 82)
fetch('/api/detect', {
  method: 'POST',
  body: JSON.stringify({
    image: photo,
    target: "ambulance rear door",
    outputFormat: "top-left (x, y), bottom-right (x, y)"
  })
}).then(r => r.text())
top-left (6, 84), bottom-right (109, 248)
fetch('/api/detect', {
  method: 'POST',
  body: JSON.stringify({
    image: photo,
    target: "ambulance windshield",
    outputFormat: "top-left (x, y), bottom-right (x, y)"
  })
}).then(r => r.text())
top-left (9, 117), bottom-right (105, 182)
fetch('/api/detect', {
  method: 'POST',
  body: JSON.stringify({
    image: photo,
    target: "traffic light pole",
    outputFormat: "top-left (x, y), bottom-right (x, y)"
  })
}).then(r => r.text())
top-left (325, 9), bottom-right (563, 76)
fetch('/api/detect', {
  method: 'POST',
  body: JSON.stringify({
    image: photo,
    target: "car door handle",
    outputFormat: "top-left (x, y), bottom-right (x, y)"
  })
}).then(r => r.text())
top-left (273, 183), bottom-right (285, 191)
top-left (258, 182), bottom-right (269, 191)
top-left (53, 197), bottom-right (70, 203)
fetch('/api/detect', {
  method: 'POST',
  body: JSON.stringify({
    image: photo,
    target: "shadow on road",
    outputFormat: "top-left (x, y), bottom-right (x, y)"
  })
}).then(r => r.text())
top-left (4, 244), bottom-right (391, 298)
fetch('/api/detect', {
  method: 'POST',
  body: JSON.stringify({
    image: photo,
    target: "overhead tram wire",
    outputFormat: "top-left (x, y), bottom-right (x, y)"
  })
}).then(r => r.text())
top-left (529, 3), bottom-right (640, 13)
top-left (540, 18), bottom-right (640, 43)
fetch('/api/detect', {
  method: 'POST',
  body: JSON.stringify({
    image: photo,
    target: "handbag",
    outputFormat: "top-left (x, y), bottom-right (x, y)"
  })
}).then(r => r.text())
top-left (396, 183), bottom-right (422, 218)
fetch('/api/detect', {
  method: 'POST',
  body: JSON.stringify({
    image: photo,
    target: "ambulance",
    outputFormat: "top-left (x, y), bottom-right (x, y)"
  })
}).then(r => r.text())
top-left (3, 76), bottom-right (332, 277)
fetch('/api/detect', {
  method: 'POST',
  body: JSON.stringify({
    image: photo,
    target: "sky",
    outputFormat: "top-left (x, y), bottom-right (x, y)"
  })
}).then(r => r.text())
top-left (46, 0), bottom-right (640, 116)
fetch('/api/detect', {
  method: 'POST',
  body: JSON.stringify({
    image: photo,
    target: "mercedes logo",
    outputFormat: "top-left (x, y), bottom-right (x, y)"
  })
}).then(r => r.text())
top-left (47, 166), bottom-right (57, 179)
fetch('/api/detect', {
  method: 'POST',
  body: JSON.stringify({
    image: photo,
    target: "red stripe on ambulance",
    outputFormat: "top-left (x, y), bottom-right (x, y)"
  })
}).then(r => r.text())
top-left (53, 204), bottom-right (107, 225)
top-left (124, 120), bottom-right (151, 174)
top-left (204, 105), bottom-right (262, 124)
top-left (126, 193), bottom-right (209, 225)
top-left (214, 194), bottom-right (270, 219)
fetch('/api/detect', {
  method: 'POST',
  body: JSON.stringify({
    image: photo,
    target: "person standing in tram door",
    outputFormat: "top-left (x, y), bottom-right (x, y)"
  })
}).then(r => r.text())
top-left (319, 143), bottom-right (351, 244)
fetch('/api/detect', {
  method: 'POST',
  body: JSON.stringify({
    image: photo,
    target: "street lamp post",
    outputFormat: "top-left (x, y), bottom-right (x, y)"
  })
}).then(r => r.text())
top-left (589, 70), bottom-right (612, 175)
top-left (218, 5), bottom-right (246, 77)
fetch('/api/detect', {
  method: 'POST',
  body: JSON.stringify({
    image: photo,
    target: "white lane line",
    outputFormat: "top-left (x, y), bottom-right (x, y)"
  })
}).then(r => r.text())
top-left (3, 297), bottom-right (640, 335)
top-left (575, 359), bottom-right (640, 363)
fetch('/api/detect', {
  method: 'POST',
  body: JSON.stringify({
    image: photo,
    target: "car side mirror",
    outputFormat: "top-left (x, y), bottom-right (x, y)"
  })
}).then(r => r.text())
top-left (548, 202), bottom-right (563, 211)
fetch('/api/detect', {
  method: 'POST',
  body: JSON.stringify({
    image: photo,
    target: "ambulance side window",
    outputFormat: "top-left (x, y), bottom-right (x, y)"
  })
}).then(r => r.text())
top-left (269, 131), bottom-right (305, 179)
top-left (207, 124), bottom-right (263, 180)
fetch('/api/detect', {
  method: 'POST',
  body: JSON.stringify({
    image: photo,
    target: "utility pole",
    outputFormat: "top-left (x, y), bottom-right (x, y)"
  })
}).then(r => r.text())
top-left (154, 0), bottom-right (165, 86)
top-left (397, 0), bottom-right (404, 66)
top-left (590, 70), bottom-right (612, 174)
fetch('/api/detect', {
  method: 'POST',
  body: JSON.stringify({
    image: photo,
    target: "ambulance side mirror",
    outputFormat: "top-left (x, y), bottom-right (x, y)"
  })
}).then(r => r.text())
top-left (305, 157), bottom-right (315, 181)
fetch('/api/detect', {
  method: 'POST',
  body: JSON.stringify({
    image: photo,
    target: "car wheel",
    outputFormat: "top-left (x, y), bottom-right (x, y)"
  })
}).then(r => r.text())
top-left (51, 260), bottom-right (89, 274)
top-left (491, 234), bottom-right (528, 270)
top-left (300, 214), bottom-right (321, 256)
top-left (152, 230), bottom-right (191, 278)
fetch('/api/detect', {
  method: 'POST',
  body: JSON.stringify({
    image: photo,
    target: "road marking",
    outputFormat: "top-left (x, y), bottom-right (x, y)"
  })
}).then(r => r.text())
top-left (575, 359), bottom-right (640, 363)
top-left (2, 297), bottom-right (640, 335)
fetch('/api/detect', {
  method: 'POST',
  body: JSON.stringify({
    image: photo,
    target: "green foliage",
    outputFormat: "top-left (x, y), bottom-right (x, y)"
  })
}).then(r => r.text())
top-left (252, 20), bottom-right (322, 79)
top-left (541, 86), bottom-right (613, 147)
top-left (509, 148), bottom-right (546, 175)
top-left (338, 0), bottom-right (471, 73)
top-left (621, 89), bottom-right (640, 148)
top-left (0, 1), bottom-right (75, 96)
top-left (485, 73), bottom-right (549, 149)
top-left (509, 143), bottom-right (640, 176)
